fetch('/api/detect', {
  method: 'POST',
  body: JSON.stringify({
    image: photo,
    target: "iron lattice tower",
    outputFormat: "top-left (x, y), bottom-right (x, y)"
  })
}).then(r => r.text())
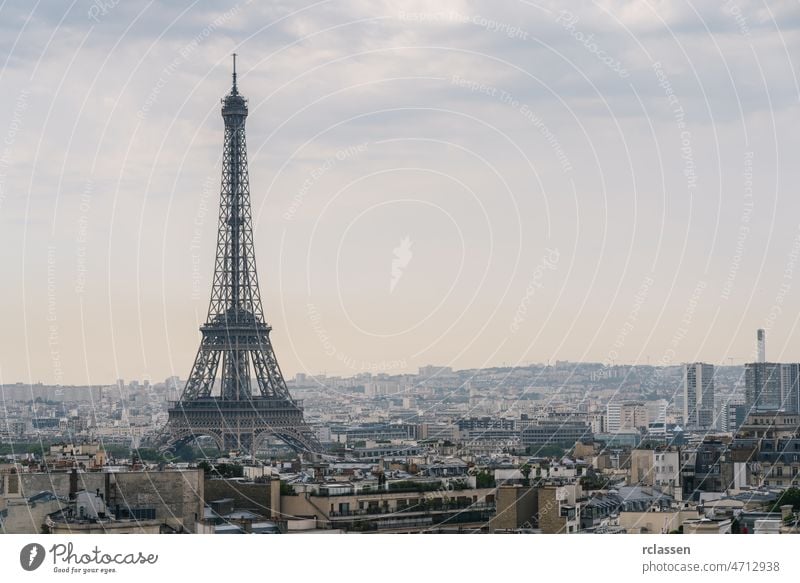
top-left (159, 56), bottom-right (321, 455)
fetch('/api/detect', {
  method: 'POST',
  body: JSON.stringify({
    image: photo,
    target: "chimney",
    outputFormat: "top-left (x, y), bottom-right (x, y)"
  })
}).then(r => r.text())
top-left (69, 468), bottom-right (78, 500)
top-left (757, 329), bottom-right (766, 363)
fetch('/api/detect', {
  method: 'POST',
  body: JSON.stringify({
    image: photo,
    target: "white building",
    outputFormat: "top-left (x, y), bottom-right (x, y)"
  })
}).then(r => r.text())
top-left (684, 363), bottom-right (714, 429)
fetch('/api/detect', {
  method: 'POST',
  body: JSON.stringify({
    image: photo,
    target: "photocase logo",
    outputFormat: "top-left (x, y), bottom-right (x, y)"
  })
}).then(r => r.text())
top-left (390, 236), bottom-right (413, 293)
top-left (20, 543), bottom-right (46, 571)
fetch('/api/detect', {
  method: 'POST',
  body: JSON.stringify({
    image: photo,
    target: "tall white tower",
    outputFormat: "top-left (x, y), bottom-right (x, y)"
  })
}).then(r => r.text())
top-left (757, 329), bottom-right (766, 363)
top-left (684, 363), bottom-right (715, 428)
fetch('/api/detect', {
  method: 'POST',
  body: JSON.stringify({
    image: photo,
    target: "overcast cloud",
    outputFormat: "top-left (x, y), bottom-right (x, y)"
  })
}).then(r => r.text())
top-left (1, 0), bottom-right (799, 384)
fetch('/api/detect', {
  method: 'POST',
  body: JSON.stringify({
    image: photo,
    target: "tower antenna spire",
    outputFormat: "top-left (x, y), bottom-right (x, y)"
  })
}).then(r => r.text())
top-left (232, 53), bottom-right (238, 93)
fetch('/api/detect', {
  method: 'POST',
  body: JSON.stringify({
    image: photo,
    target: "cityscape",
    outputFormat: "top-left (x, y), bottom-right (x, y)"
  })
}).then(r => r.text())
top-left (2, 2), bottom-right (800, 561)
top-left (3, 326), bottom-right (800, 534)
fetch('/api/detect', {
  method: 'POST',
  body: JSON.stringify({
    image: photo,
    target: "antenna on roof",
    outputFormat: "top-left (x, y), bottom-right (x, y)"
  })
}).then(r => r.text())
top-left (232, 53), bottom-right (238, 94)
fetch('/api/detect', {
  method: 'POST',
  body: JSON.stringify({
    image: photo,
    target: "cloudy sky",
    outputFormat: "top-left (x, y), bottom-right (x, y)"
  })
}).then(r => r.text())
top-left (1, 0), bottom-right (800, 385)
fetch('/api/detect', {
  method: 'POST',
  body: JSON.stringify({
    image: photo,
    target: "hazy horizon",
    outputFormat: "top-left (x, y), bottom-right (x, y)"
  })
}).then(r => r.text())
top-left (2, 1), bottom-right (800, 385)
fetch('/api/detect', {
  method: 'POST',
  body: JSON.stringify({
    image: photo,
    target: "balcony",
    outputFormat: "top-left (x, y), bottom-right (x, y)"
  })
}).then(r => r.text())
top-left (329, 502), bottom-right (495, 519)
top-left (328, 504), bottom-right (496, 531)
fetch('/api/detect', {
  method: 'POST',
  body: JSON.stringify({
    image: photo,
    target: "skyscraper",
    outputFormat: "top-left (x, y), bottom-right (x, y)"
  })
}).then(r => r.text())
top-left (744, 362), bottom-right (800, 414)
top-left (745, 362), bottom-right (782, 412)
top-left (684, 363), bottom-right (714, 429)
top-left (780, 363), bottom-right (800, 413)
top-left (757, 329), bottom-right (766, 363)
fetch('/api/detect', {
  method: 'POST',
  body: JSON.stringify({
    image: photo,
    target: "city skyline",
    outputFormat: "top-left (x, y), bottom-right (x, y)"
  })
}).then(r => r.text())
top-left (3, 2), bottom-right (800, 385)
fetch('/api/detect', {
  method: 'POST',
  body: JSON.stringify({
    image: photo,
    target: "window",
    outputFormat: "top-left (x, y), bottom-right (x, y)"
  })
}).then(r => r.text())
top-left (132, 508), bottom-right (156, 520)
top-left (118, 507), bottom-right (156, 520)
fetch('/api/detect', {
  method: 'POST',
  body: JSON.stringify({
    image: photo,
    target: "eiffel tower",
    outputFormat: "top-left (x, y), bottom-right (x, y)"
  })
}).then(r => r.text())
top-left (158, 56), bottom-right (321, 456)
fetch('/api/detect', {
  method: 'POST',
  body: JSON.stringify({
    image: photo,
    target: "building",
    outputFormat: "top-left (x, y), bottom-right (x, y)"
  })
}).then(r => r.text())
top-left (629, 449), bottom-right (654, 486)
top-left (721, 402), bottom-right (748, 433)
top-left (45, 490), bottom-right (162, 534)
top-left (0, 491), bottom-right (64, 534)
top-left (521, 421), bottom-right (591, 448)
top-left (281, 479), bottom-right (496, 533)
top-left (606, 403), bottom-right (621, 432)
top-left (682, 440), bottom-right (734, 498)
top-left (682, 517), bottom-right (733, 534)
top-left (736, 411), bottom-right (800, 441)
top-left (752, 438), bottom-right (800, 489)
top-left (457, 417), bottom-right (517, 446)
top-left (457, 417), bottom-right (515, 432)
top-left (780, 364), bottom-right (800, 413)
top-left (746, 362), bottom-right (781, 412)
top-left (743, 363), bottom-right (800, 413)
top-left (621, 402), bottom-right (647, 431)
top-left (645, 400), bottom-right (667, 426)
top-left (684, 363), bottom-right (714, 429)
top-left (489, 485), bottom-right (539, 532)
top-left (653, 449), bottom-right (681, 498)
top-left (589, 413), bottom-right (606, 434)
top-left (606, 402), bottom-right (647, 432)
top-left (1, 468), bottom-right (203, 533)
top-left (628, 447), bottom-right (680, 495)
top-left (744, 363), bottom-right (800, 413)
top-left (537, 483), bottom-right (582, 534)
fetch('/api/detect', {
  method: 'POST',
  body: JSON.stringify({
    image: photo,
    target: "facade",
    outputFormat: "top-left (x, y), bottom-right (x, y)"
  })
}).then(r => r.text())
top-left (457, 417), bottom-right (516, 432)
top-left (606, 402), bottom-right (647, 432)
top-left (1, 491), bottom-right (63, 534)
top-left (618, 509), bottom-right (695, 534)
top-left (684, 363), bottom-right (714, 429)
top-left (743, 363), bottom-right (800, 414)
top-left (621, 402), bottom-right (647, 431)
top-left (1, 468), bottom-right (203, 533)
top-left (737, 411), bottom-right (800, 440)
top-left (628, 448), bottom-right (680, 497)
top-left (721, 402), bottom-right (748, 433)
top-left (45, 490), bottom-right (162, 534)
top-left (590, 413), bottom-right (606, 434)
top-left (780, 363), bottom-right (800, 413)
top-left (606, 402), bottom-right (621, 432)
top-left (537, 483), bottom-right (582, 534)
top-left (629, 449), bottom-right (654, 486)
top-left (682, 441), bottom-right (734, 498)
top-left (489, 485), bottom-right (538, 532)
top-left (521, 421), bottom-right (591, 447)
top-left (281, 481), bottom-right (496, 533)
top-left (645, 400), bottom-right (667, 425)
top-left (755, 438), bottom-right (800, 489)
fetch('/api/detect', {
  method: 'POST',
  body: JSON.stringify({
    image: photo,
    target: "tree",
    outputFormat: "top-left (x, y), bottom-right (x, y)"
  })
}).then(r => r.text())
top-left (133, 448), bottom-right (169, 462)
top-left (770, 488), bottom-right (800, 512)
top-left (475, 470), bottom-right (495, 489)
top-left (519, 464), bottom-right (531, 487)
top-left (197, 461), bottom-right (243, 478)
top-left (525, 445), bottom-right (566, 458)
top-left (579, 469), bottom-right (610, 491)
